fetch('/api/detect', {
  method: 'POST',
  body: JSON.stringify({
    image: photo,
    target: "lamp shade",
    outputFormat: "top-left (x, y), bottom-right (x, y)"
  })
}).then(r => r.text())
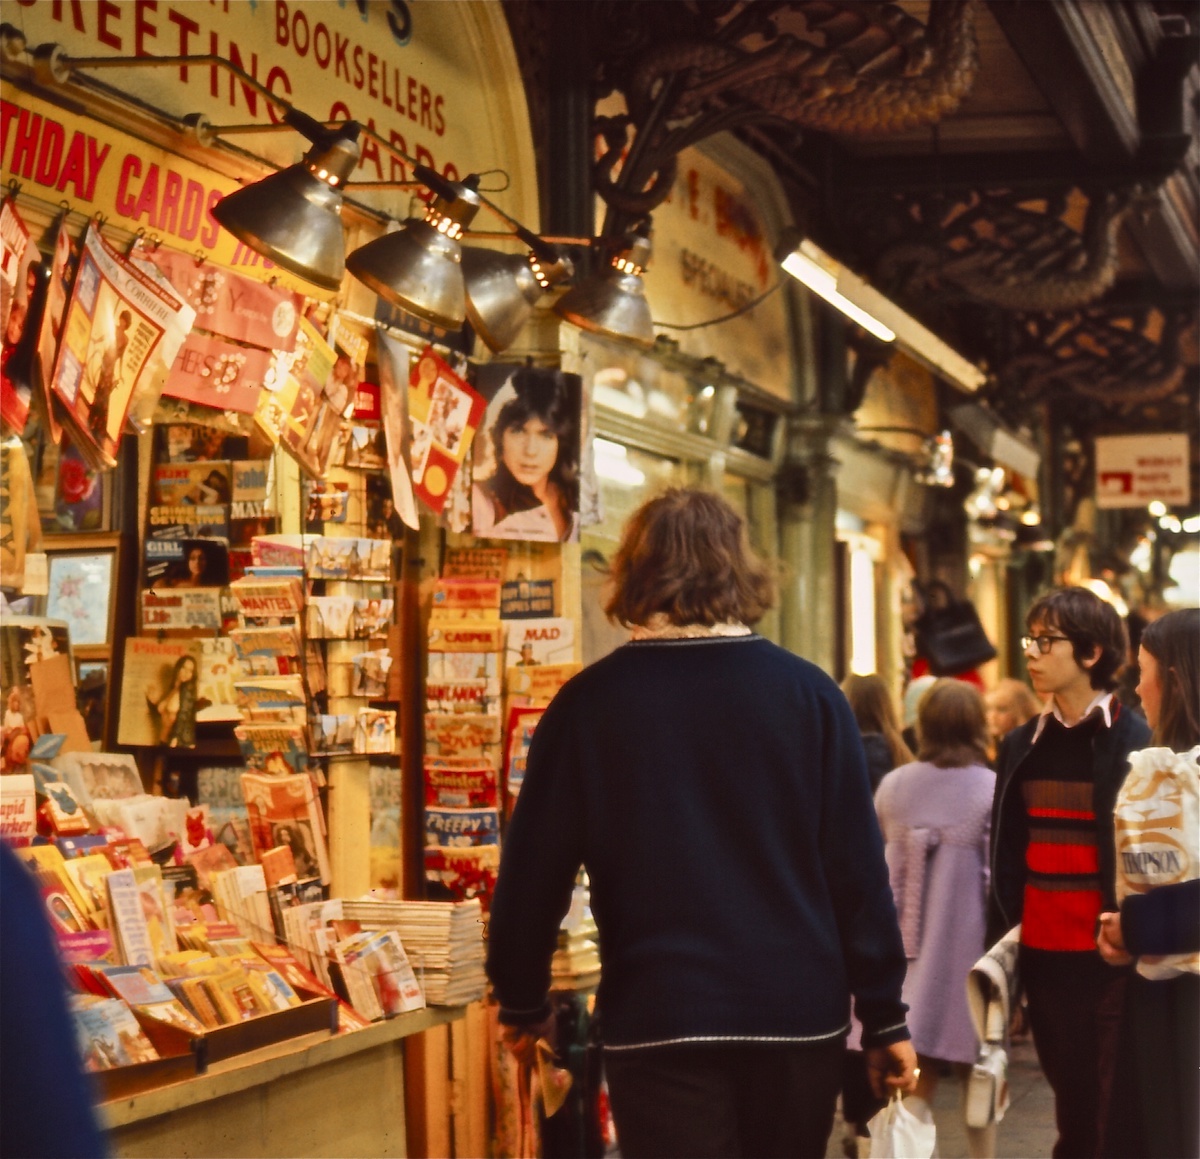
top-left (347, 173), bottom-right (482, 329)
top-left (462, 247), bottom-right (573, 352)
top-left (211, 126), bottom-right (360, 291)
top-left (554, 233), bottom-right (654, 348)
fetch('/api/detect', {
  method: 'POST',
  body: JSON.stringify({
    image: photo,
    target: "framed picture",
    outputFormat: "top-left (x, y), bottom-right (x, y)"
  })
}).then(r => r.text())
top-left (43, 535), bottom-right (120, 657)
top-left (76, 660), bottom-right (110, 745)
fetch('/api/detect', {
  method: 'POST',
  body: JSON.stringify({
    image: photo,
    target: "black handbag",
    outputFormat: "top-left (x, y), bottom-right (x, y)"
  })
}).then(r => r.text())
top-left (915, 580), bottom-right (997, 675)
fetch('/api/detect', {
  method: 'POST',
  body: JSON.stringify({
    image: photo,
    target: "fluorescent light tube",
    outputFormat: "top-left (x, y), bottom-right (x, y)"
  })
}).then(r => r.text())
top-left (776, 233), bottom-right (987, 393)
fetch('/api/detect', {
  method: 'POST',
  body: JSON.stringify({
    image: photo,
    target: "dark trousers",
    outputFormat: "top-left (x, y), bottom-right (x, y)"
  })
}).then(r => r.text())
top-left (603, 1039), bottom-right (844, 1159)
top-left (1021, 947), bottom-right (1130, 1159)
top-left (1129, 972), bottom-right (1200, 1159)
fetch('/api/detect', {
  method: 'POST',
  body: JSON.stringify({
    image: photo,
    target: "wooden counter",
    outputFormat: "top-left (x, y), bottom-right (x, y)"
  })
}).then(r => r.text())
top-left (101, 1005), bottom-right (467, 1159)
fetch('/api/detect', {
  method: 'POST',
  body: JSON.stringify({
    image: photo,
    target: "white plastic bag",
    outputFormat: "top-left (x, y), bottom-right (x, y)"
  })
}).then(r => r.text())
top-left (867, 1092), bottom-right (937, 1159)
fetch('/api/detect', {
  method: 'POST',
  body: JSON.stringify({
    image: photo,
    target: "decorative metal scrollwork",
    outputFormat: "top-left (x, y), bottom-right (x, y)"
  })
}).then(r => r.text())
top-left (589, 0), bottom-right (978, 236)
top-left (997, 305), bottom-right (1192, 413)
top-left (870, 187), bottom-right (1138, 313)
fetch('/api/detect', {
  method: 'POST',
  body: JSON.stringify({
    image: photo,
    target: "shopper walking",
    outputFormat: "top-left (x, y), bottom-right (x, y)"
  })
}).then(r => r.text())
top-left (988, 586), bottom-right (1150, 1158)
top-left (876, 679), bottom-right (996, 1158)
top-left (841, 673), bottom-right (913, 792)
top-left (983, 677), bottom-right (1042, 762)
top-left (1097, 606), bottom-right (1199, 1158)
top-left (486, 488), bottom-right (917, 1159)
top-left (838, 672), bottom-right (913, 1157)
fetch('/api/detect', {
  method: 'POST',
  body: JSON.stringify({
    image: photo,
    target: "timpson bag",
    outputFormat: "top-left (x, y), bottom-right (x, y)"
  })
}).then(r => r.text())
top-left (1113, 744), bottom-right (1200, 979)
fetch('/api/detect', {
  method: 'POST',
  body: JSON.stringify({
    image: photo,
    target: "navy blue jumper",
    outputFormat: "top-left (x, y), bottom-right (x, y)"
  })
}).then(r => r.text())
top-left (486, 635), bottom-right (910, 1052)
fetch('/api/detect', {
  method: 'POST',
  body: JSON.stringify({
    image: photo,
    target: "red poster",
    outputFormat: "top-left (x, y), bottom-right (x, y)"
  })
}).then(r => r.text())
top-left (144, 249), bottom-right (303, 351)
top-left (161, 333), bottom-right (274, 414)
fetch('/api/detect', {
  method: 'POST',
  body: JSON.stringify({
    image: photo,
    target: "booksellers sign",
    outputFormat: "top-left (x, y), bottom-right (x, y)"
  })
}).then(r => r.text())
top-left (3, 0), bottom-right (536, 224)
top-left (1094, 434), bottom-right (1190, 509)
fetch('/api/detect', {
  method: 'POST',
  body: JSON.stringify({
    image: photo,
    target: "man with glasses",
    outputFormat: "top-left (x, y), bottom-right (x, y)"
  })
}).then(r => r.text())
top-left (988, 587), bottom-right (1149, 1158)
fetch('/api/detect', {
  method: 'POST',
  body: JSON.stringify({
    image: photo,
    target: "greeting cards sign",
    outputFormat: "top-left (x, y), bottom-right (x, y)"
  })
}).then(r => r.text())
top-left (408, 346), bottom-right (484, 515)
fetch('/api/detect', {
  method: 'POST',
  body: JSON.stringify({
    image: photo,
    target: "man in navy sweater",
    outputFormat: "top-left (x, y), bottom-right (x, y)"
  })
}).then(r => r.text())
top-left (486, 489), bottom-right (916, 1158)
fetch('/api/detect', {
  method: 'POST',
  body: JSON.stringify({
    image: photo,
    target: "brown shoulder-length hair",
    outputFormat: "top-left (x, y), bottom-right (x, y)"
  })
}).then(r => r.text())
top-left (1140, 606), bottom-right (1200, 751)
top-left (917, 679), bottom-right (990, 768)
top-left (841, 673), bottom-right (913, 769)
top-left (604, 488), bottom-right (776, 627)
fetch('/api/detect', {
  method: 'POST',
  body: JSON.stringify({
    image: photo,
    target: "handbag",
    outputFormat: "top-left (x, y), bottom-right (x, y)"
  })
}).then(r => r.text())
top-left (965, 1042), bottom-right (1010, 1128)
top-left (867, 1091), bottom-right (937, 1159)
top-left (914, 580), bottom-right (996, 675)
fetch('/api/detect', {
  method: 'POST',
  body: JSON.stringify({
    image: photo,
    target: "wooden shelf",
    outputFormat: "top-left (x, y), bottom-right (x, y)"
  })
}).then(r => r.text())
top-left (100, 1003), bottom-right (466, 1131)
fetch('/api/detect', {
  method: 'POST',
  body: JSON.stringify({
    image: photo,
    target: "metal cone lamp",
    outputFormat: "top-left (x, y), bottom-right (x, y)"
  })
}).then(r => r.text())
top-left (211, 113), bottom-right (361, 291)
top-left (554, 231), bottom-right (655, 347)
top-left (463, 230), bottom-right (574, 353)
top-left (347, 169), bottom-right (482, 329)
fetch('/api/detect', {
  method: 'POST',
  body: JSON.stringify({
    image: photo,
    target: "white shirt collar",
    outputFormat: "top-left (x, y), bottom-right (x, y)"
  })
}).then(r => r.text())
top-left (1031, 689), bottom-right (1114, 743)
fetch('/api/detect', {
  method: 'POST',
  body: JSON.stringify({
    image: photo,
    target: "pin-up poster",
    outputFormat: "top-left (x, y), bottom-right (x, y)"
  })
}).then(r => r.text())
top-left (50, 226), bottom-right (194, 469)
top-left (408, 346), bottom-right (485, 515)
top-left (0, 197), bottom-right (43, 435)
top-left (471, 364), bottom-right (582, 543)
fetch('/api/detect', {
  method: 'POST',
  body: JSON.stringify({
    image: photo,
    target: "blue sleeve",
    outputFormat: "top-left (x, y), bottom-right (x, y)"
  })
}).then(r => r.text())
top-left (1121, 879), bottom-right (1200, 956)
top-left (485, 696), bottom-right (585, 1026)
top-left (819, 692), bottom-right (910, 1048)
top-left (0, 842), bottom-right (109, 1158)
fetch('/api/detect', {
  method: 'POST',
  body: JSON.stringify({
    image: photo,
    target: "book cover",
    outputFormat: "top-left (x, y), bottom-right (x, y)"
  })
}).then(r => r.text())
top-left (71, 996), bottom-right (160, 1070)
top-left (229, 624), bottom-right (303, 663)
top-left (107, 867), bottom-right (154, 967)
top-left (506, 663), bottom-right (583, 707)
top-left (64, 853), bottom-right (115, 923)
top-left (0, 773), bottom-right (36, 844)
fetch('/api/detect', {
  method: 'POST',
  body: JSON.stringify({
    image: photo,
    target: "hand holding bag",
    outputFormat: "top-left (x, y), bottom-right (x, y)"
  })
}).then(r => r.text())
top-left (867, 1092), bottom-right (937, 1159)
top-left (914, 580), bottom-right (996, 675)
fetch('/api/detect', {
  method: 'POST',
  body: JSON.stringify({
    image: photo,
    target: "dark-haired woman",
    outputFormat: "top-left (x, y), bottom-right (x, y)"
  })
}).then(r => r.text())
top-left (1097, 607), bottom-right (1199, 1158)
top-left (486, 488), bottom-right (916, 1157)
top-left (472, 367), bottom-right (580, 542)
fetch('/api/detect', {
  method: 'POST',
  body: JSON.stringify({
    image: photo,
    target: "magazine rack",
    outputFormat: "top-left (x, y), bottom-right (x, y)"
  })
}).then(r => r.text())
top-left (193, 996), bottom-right (337, 1067)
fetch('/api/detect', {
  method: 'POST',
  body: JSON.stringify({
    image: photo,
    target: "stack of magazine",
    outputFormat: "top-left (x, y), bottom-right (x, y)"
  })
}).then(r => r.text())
top-left (341, 898), bottom-right (486, 1006)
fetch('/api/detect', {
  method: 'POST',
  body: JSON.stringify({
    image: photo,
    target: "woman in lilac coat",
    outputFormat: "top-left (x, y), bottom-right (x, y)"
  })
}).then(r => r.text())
top-left (875, 679), bottom-right (997, 1159)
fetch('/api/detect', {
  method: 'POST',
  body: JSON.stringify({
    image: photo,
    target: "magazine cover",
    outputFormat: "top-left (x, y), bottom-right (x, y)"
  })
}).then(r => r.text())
top-left (407, 346), bottom-right (485, 515)
top-left (504, 618), bottom-right (576, 668)
top-left (33, 216), bottom-right (79, 444)
top-left (143, 536), bottom-right (231, 590)
top-left (471, 364), bottom-right (582, 543)
top-left (49, 224), bottom-right (193, 469)
top-left (140, 588), bottom-right (223, 633)
top-left (0, 617), bottom-right (73, 743)
top-left (368, 764), bottom-right (401, 890)
top-left (424, 761), bottom-right (499, 809)
top-left (117, 638), bottom-right (201, 748)
top-left (240, 772), bottom-right (330, 885)
top-left (374, 329), bottom-right (419, 531)
top-left (0, 195), bottom-right (41, 435)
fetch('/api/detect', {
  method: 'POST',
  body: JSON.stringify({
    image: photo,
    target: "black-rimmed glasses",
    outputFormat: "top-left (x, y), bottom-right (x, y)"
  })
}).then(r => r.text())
top-left (1021, 634), bottom-right (1071, 655)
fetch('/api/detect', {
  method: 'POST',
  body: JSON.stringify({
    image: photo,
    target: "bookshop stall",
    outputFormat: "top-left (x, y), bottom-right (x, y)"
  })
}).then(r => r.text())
top-left (0, 3), bottom-right (600, 1156)
top-left (0, 4), bottom-right (809, 1155)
